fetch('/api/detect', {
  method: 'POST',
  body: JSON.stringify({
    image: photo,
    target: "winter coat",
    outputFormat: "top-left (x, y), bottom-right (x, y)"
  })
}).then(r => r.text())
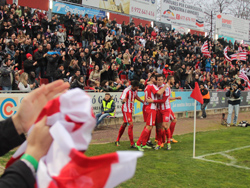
top-left (46, 55), bottom-right (60, 77)
top-left (0, 63), bottom-right (13, 87)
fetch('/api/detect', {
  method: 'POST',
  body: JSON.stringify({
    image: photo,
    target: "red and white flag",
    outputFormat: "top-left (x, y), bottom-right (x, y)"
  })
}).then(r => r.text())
top-left (238, 46), bottom-right (243, 52)
top-left (239, 71), bottom-right (249, 82)
top-left (7, 89), bottom-right (143, 188)
top-left (201, 41), bottom-right (211, 57)
top-left (223, 46), bottom-right (231, 62)
top-left (230, 52), bottom-right (247, 61)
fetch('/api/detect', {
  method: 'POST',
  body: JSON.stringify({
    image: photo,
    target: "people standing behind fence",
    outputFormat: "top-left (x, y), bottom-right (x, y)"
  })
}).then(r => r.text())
top-left (225, 83), bottom-right (241, 127)
top-left (95, 93), bottom-right (115, 128)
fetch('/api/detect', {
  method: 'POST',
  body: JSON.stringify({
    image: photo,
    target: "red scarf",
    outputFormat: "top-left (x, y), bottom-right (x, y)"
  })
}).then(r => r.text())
top-left (28, 23), bottom-right (31, 29)
top-left (21, 18), bottom-right (25, 28)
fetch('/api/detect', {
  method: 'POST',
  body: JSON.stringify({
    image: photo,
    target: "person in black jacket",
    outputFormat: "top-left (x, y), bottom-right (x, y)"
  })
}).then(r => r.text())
top-left (33, 45), bottom-right (46, 78)
top-left (200, 84), bottom-right (210, 119)
top-left (45, 52), bottom-right (60, 83)
top-left (54, 64), bottom-right (70, 81)
top-left (226, 83), bottom-right (241, 127)
top-left (0, 80), bottom-right (69, 188)
top-left (23, 53), bottom-right (37, 75)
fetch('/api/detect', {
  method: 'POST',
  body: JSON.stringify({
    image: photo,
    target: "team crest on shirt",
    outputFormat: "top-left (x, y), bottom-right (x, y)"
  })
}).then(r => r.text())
top-left (165, 117), bottom-right (169, 121)
top-left (128, 118), bottom-right (131, 121)
top-left (153, 121), bottom-right (155, 124)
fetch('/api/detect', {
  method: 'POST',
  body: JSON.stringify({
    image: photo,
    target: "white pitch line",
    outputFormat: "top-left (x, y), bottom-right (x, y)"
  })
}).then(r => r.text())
top-left (197, 145), bottom-right (250, 158)
top-left (194, 145), bottom-right (250, 170)
top-left (194, 157), bottom-right (250, 170)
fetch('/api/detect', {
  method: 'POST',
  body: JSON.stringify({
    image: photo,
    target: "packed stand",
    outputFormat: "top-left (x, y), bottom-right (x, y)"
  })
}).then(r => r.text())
top-left (0, 3), bottom-right (250, 92)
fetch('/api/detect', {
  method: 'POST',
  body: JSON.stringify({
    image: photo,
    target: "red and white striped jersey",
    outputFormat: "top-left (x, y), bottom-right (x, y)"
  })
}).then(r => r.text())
top-left (144, 84), bottom-right (159, 110)
top-left (157, 84), bottom-right (171, 110)
top-left (120, 86), bottom-right (138, 113)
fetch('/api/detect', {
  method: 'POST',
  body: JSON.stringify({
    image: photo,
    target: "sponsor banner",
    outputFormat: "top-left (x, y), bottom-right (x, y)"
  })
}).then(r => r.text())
top-left (99, 0), bottom-right (130, 14)
top-left (0, 94), bottom-right (26, 120)
top-left (52, 1), bottom-right (106, 18)
top-left (81, 0), bottom-right (99, 7)
top-left (216, 13), bottom-right (250, 41)
top-left (1, 91), bottom-right (249, 120)
top-left (171, 91), bottom-right (201, 112)
top-left (82, 0), bottom-right (156, 20)
top-left (160, 0), bottom-right (205, 31)
top-left (130, 0), bottom-right (157, 20)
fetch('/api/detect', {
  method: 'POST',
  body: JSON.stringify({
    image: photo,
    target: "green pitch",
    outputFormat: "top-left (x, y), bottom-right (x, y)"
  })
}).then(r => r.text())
top-left (86, 127), bottom-right (250, 188)
top-left (1, 127), bottom-right (250, 187)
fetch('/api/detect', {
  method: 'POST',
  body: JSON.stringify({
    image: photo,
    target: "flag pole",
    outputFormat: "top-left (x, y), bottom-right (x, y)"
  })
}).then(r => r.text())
top-left (193, 99), bottom-right (197, 158)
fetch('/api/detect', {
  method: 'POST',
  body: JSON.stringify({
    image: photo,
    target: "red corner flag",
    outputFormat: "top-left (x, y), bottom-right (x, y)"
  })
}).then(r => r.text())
top-left (190, 82), bottom-right (203, 104)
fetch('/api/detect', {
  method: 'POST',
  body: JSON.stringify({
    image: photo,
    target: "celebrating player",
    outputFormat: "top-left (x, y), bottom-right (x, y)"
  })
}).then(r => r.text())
top-left (154, 75), bottom-right (182, 150)
top-left (167, 76), bottom-right (182, 143)
top-left (135, 75), bottom-right (168, 151)
top-left (115, 80), bottom-right (144, 147)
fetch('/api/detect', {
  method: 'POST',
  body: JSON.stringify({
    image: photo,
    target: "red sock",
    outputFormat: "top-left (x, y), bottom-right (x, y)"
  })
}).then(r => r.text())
top-left (128, 125), bottom-right (134, 146)
top-left (166, 128), bottom-right (171, 144)
top-left (137, 127), bottom-right (146, 146)
top-left (137, 128), bottom-right (150, 146)
top-left (155, 129), bottom-right (159, 141)
top-left (162, 129), bottom-right (166, 144)
top-left (157, 129), bottom-right (162, 146)
top-left (170, 121), bottom-right (176, 138)
top-left (146, 129), bottom-right (152, 142)
top-left (116, 125), bottom-right (126, 142)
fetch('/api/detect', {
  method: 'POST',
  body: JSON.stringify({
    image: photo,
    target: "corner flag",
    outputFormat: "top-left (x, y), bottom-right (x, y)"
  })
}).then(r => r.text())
top-left (190, 82), bottom-right (203, 104)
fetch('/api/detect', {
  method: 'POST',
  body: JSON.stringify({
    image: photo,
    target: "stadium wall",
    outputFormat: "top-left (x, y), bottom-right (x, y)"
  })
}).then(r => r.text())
top-left (0, 91), bottom-right (250, 121)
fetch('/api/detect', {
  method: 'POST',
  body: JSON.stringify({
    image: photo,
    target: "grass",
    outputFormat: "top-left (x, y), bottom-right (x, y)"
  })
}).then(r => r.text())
top-left (1, 127), bottom-right (250, 188)
top-left (85, 127), bottom-right (250, 188)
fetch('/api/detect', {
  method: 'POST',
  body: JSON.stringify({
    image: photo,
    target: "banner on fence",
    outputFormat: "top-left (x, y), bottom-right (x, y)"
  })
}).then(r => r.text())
top-left (0, 90), bottom-right (249, 121)
top-left (52, 1), bottom-right (106, 18)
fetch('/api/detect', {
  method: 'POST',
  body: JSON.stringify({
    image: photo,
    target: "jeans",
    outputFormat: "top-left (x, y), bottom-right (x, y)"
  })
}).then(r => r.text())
top-left (201, 101), bottom-right (209, 118)
top-left (227, 104), bottom-right (240, 125)
top-left (181, 80), bottom-right (186, 88)
top-left (95, 113), bottom-right (110, 127)
top-left (2, 86), bottom-right (12, 91)
top-left (206, 67), bottom-right (211, 73)
top-left (82, 40), bottom-right (89, 48)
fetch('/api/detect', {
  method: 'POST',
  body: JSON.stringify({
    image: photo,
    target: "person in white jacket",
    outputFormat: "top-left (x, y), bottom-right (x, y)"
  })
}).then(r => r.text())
top-left (18, 73), bottom-right (35, 92)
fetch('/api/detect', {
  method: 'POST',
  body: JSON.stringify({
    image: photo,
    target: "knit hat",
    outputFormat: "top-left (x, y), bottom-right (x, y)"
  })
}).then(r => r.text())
top-left (26, 53), bottom-right (32, 58)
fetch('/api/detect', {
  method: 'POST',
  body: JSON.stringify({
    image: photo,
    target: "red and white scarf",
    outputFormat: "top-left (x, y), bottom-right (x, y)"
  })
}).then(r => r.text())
top-left (6, 89), bottom-right (142, 188)
top-left (21, 18), bottom-right (25, 28)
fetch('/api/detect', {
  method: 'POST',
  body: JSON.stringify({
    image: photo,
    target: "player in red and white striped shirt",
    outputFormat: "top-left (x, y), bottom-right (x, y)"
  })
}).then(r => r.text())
top-left (115, 80), bottom-right (144, 147)
top-left (166, 76), bottom-right (182, 143)
top-left (154, 76), bottom-right (181, 150)
top-left (136, 75), bottom-right (168, 151)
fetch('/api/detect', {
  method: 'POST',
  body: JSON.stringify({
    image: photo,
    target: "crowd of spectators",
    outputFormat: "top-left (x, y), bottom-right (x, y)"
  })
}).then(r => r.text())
top-left (0, 3), bottom-right (250, 92)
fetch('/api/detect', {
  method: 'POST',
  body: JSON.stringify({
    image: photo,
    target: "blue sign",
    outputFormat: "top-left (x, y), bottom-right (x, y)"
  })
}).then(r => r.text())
top-left (170, 91), bottom-right (201, 112)
top-left (52, 1), bottom-right (106, 18)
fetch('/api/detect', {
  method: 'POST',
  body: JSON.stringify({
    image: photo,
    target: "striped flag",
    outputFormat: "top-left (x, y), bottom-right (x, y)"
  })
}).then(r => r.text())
top-left (223, 46), bottom-right (231, 62)
top-left (230, 52), bottom-right (247, 61)
top-left (201, 41), bottom-right (211, 57)
top-left (6, 89), bottom-right (143, 188)
top-left (239, 71), bottom-right (249, 82)
top-left (238, 46), bottom-right (243, 52)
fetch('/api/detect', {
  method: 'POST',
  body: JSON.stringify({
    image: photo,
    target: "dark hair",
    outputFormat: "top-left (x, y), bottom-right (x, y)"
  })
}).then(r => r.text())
top-left (167, 75), bottom-right (174, 81)
top-left (131, 80), bottom-right (139, 87)
top-left (150, 74), bottom-right (156, 80)
top-left (156, 74), bottom-right (164, 80)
